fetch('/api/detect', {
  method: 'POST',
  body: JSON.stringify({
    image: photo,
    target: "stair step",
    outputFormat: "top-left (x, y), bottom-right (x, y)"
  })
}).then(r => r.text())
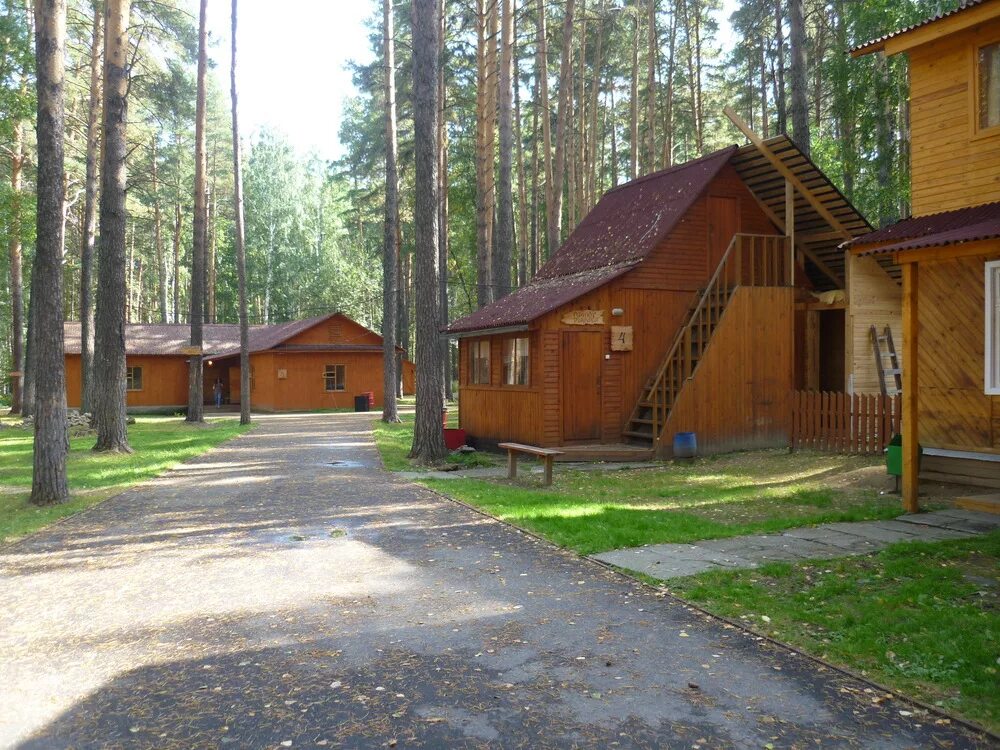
top-left (885, 368), bottom-right (902, 376)
top-left (631, 418), bottom-right (655, 425)
top-left (623, 430), bottom-right (655, 442)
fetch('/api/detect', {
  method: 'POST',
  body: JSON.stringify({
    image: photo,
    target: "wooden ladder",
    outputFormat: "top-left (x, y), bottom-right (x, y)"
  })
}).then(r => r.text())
top-left (622, 234), bottom-right (792, 447)
top-left (870, 325), bottom-right (902, 397)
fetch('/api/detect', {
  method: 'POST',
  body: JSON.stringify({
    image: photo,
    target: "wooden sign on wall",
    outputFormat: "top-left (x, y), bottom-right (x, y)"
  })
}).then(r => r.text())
top-left (562, 309), bottom-right (605, 326)
top-left (611, 326), bottom-right (634, 351)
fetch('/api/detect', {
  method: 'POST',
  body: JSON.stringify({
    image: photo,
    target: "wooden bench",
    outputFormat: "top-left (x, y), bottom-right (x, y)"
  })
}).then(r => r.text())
top-left (497, 442), bottom-right (564, 486)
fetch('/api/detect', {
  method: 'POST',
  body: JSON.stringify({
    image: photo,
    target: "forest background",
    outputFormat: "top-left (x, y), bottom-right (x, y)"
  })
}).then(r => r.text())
top-left (0, 0), bottom-right (944, 395)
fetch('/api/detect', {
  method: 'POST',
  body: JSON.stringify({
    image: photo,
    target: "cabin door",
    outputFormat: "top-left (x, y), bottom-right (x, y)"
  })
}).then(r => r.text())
top-left (707, 196), bottom-right (740, 274)
top-left (562, 331), bottom-right (603, 442)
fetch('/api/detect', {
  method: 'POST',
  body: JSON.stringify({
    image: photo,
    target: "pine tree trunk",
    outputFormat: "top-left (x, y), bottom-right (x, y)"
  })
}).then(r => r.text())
top-left (172, 203), bottom-right (182, 323)
top-left (187, 0), bottom-right (208, 423)
top-left (8, 122), bottom-right (25, 415)
top-left (646, 0), bottom-right (657, 170)
top-left (774, 0), bottom-right (787, 134)
top-left (587, 1), bottom-right (606, 211)
top-left (494, 0), bottom-right (514, 301)
top-left (474, 0), bottom-right (497, 307)
top-left (630, 4), bottom-right (639, 178)
top-left (381, 0), bottom-right (400, 423)
top-left (438, 2), bottom-right (452, 402)
top-left (535, 0), bottom-right (552, 262)
top-left (549, 0), bottom-right (575, 255)
top-left (207, 179), bottom-right (217, 323)
top-left (788, 0), bottom-right (809, 155)
top-left (662, 8), bottom-right (676, 166)
top-left (79, 1), bottom-right (102, 413)
top-left (230, 0), bottom-right (251, 425)
top-left (153, 141), bottom-right (168, 322)
top-left (31, 0), bottom-right (70, 504)
top-left (409, 0), bottom-right (447, 463)
top-left (93, 0), bottom-right (131, 453)
top-left (514, 28), bottom-right (529, 288)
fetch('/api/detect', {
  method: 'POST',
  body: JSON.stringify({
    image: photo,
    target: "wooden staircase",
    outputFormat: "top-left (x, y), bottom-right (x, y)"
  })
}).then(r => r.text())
top-left (623, 234), bottom-right (792, 447)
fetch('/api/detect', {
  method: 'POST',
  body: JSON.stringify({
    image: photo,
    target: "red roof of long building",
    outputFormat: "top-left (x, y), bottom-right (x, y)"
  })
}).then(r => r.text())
top-left (448, 147), bottom-right (737, 333)
top-left (848, 201), bottom-right (1000, 256)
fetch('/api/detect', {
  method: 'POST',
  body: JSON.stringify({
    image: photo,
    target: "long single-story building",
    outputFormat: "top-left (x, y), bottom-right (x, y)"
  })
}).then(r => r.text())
top-left (64, 313), bottom-right (415, 412)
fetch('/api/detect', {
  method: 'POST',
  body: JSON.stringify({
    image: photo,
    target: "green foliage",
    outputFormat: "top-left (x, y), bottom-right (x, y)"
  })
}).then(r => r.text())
top-left (670, 532), bottom-right (1000, 732)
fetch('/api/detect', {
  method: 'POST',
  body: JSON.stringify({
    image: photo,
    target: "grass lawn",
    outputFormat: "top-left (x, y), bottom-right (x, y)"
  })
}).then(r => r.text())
top-left (373, 408), bottom-right (499, 472)
top-left (419, 450), bottom-right (914, 554)
top-left (668, 533), bottom-right (1000, 733)
top-left (0, 416), bottom-right (250, 544)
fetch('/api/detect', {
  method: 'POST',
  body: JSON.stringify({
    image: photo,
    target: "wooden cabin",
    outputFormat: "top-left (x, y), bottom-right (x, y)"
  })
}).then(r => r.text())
top-left (63, 312), bottom-right (415, 412)
top-left (849, 0), bottom-right (1000, 509)
top-left (449, 139), bottom-right (900, 458)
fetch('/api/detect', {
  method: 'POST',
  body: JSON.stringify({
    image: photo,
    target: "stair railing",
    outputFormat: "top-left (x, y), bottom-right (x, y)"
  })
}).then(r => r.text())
top-left (638, 233), bottom-right (791, 443)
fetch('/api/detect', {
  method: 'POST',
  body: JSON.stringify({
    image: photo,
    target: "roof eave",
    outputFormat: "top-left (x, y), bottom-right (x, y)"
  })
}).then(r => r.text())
top-left (446, 324), bottom-right (530, 338)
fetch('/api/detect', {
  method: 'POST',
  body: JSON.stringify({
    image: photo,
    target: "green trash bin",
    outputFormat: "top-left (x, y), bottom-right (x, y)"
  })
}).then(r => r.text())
top-left (885, 433), bottom-right (921, 491)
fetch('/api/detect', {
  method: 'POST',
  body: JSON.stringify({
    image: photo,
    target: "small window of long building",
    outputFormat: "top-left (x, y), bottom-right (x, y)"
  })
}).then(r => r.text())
top-left (502, 337), bottom-right (530, 386)
top-left (324, 364), bottom-right (345, 391)
top-left (126, 366), bottom-right (142, 391)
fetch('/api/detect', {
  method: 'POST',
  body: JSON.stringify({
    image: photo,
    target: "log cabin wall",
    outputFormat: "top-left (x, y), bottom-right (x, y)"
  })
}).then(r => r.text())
top-left (456, 164), bottom-right (785, 447)
top-left (659, 286), bottom-right (796, 456)
top-left (916, 248), bottom-right (1000, 452)
top-left (908, 17), bottom-right (1000, 215)
top-left (65, 354), bottom-right (189, 410)
top-left (846, 254), bottom-right (903, 393)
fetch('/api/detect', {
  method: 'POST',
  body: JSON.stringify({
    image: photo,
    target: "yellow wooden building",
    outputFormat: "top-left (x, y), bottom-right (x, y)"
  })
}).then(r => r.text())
top-left (849, 0), bottom-right (1000, 511)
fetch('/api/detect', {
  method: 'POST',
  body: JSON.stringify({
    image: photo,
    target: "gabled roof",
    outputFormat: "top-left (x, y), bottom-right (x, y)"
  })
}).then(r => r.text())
top-left (851, 0), bottom-right (997, 57)
top-left (448, 147), bottom-right (737, 334)
top-left (537, 147), bottom-right (738, 279)
top-left (63, 313), bottom-right (399, 357)
top-left (847, 200), bottom-right (1000, 256)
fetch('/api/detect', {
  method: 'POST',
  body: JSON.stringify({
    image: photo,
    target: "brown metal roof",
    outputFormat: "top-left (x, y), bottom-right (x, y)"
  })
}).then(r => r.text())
top-left (730, 135), bottom-right (883, 286)
top-left (447, 263), bottom-right (638, 334)
top-left (851, 0), bottom-right (992, 56)
top-left (848, 200), bottom-right (1000, 256)
top-left (62, 313), bottom-right (388, 357)
top-left (537, 147), bottom-right (737, 280)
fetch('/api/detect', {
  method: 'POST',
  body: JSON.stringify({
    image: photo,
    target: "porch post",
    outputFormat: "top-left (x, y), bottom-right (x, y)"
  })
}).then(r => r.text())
top-left (785, 179), bottom-right (795, 286)
top-left (902, 261), bottom-right (920, 512)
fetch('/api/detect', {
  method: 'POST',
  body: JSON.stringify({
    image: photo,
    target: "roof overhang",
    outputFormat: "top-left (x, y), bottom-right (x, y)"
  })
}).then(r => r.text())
top-left (851, 0), bottom-right (998, 57)
top-left (446, 324), bottom-right (530, 339)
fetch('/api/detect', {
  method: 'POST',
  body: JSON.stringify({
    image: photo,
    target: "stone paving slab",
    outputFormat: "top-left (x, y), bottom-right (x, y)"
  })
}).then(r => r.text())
top-left (593, 510), bottom-right (1000, 583)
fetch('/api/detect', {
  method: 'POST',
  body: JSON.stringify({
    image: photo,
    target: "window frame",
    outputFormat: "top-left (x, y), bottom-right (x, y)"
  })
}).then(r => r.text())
top-left (126, 366), bottom-right (143, 392)
top-left (985, 261), bottom-right (1000, 395)
top-left (323, 363), bottom-right (346, 392)
top-left (973, 37), bottom-right (1000, 139)
top-left (470, 339), bottom-right (491, 385)
top-left (502, 336), bottom-right (530, 387)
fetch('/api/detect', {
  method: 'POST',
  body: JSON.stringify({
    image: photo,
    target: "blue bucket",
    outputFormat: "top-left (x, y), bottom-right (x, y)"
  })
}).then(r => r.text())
top-left (673, 431), bottom-right (697, 459)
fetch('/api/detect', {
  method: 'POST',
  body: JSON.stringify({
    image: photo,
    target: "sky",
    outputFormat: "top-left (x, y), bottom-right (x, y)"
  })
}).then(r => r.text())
top-left (200, 0), bottom-right (739, 163)
top-left (202, 0), bottom-right (378, 162)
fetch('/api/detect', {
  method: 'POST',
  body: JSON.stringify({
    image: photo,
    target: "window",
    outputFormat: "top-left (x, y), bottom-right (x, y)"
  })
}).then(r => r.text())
top-left (470, 340), bottom-right (490, 384)
top-left (502, 337), bottom-right (530, 386)
top-left (324, 364), bottom-right (346, 391)
top-left (979, 42), bottom-right (1000, 132)
top-left (126, 366), bottom-right (142, 391)
top-left (986, 262), bottom-right (1000, 394)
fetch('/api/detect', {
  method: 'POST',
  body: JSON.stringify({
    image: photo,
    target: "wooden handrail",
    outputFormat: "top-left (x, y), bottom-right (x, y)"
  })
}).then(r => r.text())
top-left (628, 233), bottom-right (791, 445)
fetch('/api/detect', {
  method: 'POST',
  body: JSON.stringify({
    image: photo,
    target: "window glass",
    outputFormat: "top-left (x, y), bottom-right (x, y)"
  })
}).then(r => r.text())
top-left (502, 337), bottom-right (530, 385)
top-left (986, 262), bottom-right (1000, 394)
top-left (126, 366), bottom-right (142, 391)
top-left (980, 42), bottom-right (1000, 131)
top-left (324, 364), bottom-right (346, 391)
top-left (471, 340), bottom-right (490, 384)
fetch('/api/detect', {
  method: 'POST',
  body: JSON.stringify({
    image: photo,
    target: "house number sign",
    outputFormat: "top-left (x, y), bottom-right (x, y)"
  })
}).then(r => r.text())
top-left (611, 326), bottom-right (633, 351)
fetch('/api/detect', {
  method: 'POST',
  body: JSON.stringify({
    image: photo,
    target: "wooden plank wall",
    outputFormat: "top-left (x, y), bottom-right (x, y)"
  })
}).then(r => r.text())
top-left (908, 19), bottom-right (1000, 214)
top-left (65, 354), bottom-right (190, 409)
top-left (917, 251), bottom-right (1000, 452)
top-left (791, 390), bottom-right (901, 454)
top-left (846, 253), bottom-right (902, 393)
top-left (658, 286), bottom-right (795, 456)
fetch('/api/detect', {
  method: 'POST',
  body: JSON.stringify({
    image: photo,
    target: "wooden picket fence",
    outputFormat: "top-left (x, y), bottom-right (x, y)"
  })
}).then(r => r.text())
top-left (790, 390), bottom-right (901, 455)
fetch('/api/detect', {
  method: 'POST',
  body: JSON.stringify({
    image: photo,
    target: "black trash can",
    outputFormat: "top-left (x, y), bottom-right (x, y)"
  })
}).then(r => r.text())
top-left (354, 395), bottom-right (370, 412)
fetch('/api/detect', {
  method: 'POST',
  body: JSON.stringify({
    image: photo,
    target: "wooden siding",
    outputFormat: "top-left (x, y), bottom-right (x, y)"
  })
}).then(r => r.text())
top-left (846, 253), bottom-right (903, 393)
top-left (659, 286), bottom-right (795, 456)
top-left (916, 248), bottom-right (1000, 452)
top-left (283, 315), bottom-right (384, 347)
top-left (908, 17), bottom-right (1000, 214)
top-left (66, 354), bottom-right (189, 409)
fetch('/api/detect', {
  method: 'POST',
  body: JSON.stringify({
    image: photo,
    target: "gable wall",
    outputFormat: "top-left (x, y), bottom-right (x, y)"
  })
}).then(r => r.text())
top-left (284, 314), bottom-right (384, 347)
top-left (908, 17), bottom-right (1000, 214)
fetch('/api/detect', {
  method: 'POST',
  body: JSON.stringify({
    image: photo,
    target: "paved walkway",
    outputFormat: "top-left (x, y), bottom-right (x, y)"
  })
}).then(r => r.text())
top-left (593, 510), bottom-right (1000, 580)
top-left (0, 414), bottom-right (992, 748)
